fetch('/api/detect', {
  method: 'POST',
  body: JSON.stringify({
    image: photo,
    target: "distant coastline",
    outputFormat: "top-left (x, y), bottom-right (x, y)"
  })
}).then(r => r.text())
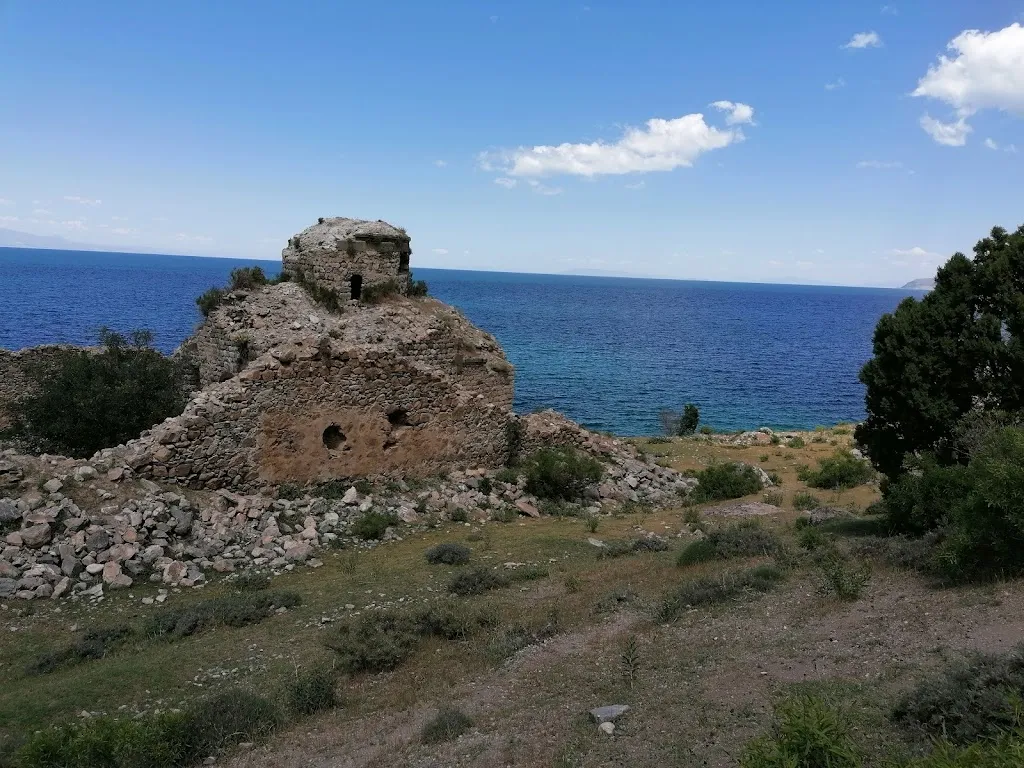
top-left (901, 277), bottom-right (935, 291)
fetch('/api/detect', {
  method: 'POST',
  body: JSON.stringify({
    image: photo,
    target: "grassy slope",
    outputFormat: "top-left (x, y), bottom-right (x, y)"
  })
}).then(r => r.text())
top-left (2, 427), bottom-right (1022, 766)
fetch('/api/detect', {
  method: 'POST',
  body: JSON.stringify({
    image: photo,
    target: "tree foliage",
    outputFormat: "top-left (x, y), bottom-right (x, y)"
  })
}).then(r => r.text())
top-left (856, 225), bottom-right (1024, 478)
top-left (9, 329), bottom-right (187, 457)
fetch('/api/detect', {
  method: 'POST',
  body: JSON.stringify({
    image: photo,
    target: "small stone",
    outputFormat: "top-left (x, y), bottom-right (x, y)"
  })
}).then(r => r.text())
top-left (589, 705), bottom-right (630, 724)
top-left (598, 722), bottom-right (615, 736)
top-left (42, 478), bottom-right (63, 494)
top-left (341, 487), bottom-right (359, 505)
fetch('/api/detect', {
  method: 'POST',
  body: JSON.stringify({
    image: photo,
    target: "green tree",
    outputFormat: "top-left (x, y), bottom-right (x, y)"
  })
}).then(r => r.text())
top-left (9, 329), bottom-right (187, 457)
top-left (856, 225), bottom-right (1024, 479)
top-left (678, 403), bottom-right (700, 435)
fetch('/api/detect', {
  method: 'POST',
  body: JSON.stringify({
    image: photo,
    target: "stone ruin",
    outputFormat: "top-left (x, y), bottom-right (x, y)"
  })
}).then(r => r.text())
top-left (120, 217), bottom-right (516, 490)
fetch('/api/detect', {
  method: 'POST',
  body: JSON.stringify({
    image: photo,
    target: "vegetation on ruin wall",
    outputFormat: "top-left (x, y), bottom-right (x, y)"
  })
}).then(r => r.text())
top-left (2, 329), bottom-right (187, 458)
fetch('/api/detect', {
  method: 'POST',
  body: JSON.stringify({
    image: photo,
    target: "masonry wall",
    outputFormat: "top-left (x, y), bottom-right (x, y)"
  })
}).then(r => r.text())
top-left (124, 339), bottom-right (512, 491)
top-left (282, 231), bottom-right (411, 301)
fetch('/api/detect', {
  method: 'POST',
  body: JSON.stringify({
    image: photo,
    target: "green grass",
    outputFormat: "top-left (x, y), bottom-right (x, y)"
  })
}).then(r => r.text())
top-left (657, 564), bottom-right (786, 622)
top-left (676, 520), bottom-right (781, 566)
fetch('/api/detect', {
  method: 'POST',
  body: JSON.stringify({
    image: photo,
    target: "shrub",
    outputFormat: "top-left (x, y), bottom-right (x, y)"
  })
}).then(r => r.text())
top-left (448, 566), bottom-right (511, 596)
top-left (361, 279), bottom-right (402, 304)
top-left (425, 542), bottom-right (471, 565)
top-left (234, 571), bottom-right (271, 591)
top-left (229, 265), bottom-right (268, 290)
top-left (598, 536), bottom-right (669, 559)
top-left (422, 707), bottom-right (474, 744)
top-left (763, 490), bottom-right (784, 506)
top-left (793, 492), bottom-right (822, 511)
top-left (8, 329), bottom-right (187, 457)
top-left (801, 450), bottom-right (875, 490)
top-left (326, 610), bottom-right (421, 674)
top-left (884, 457), bottom-right (969, 533)
top-left (28, 625), bottom-right (133, 675)
top-left (796, 525), bottom-right (827, 551)
top-left (185, 690), bottom-right (283, 756)
top-left (196, 286), bottom-right (227, 317)
top-left (787, 436), bottom-right (806, 449)
top-left (700, 425), bottom-right (715, 435)
top-left (408, 275), bottom-right (429, 297)
top-left (413, 601), bottom-right (498, 640)
top-left (658, 564), bottom-right (784, 622)
top-left (351, 510), bottom-right (398, 540)
top-left (676, 520), bottom-right (781, 566)
top-left (817, 551), bottom-right (871, 600)
top-left (521, 447), bottom-right (603, 501)
top-left (145, 591), bottom-right (300, 640)
top-left (740, 695), bottom-right (862, 768)
top-left (689, 463), bottom-right (763, 504)
top-left (286, 668), bottom-right (339, 716)
top-left (893, 645), bottom-right (1024, 745)
top-left (486, 617), bottom-right (559, 661)
top-left (898, 730), bottom-right (1024, 767)
top-left (449, 507), bottom-right (470, 523)
top-left (679, 404), bottom-right (700, 435)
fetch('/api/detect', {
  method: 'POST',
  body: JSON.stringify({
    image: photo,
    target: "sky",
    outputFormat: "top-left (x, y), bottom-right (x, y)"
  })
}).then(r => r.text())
top-left (1, 0), bottom-right (1023, 287)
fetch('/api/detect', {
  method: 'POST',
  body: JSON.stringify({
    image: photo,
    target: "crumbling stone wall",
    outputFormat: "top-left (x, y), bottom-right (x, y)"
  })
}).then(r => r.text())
top-left (124, 337), bottom-right (512, 490)
top-left (281, 217), bottom-right (412, 302)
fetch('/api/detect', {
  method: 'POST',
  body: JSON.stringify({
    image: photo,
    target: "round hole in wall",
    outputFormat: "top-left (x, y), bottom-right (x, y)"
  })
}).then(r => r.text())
top-left (387, 407), bottom-right (411, 427)
top-left (322, 424), bottom-right (346, 450)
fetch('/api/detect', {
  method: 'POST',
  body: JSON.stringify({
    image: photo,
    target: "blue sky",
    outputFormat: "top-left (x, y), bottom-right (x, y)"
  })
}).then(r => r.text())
top-left (1, 0), bottom-right (1022, 286)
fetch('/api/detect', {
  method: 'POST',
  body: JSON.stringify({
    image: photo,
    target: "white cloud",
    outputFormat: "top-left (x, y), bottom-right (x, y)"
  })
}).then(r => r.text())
top-left (0, 198), bottom-right (13, 206)
top-left (913, 24), bottom-right (1024, 115)
top-left (825, 78), bottom-right (846, 91)
top-left (842, 31), bottom-right (882, 49)
top-left (33, 208), bottom-right (54, 215)
top-left (857, 160), bottom-right (904, 169)
top-left (625, 180), bottom-right (645, 190)
top-left (985, 137), bottom-right (1000, 150)
top-left (710, 100), bottom-right (755, 125)
top-left (64, 195), bottom-right (101, 206)
top-left (493, 177), bottom-right (518, 188)
top-left (891, 246), bottom-right (941, 263)
top-left (881, 5), bottom-right (898, 15)
top-left (526, 180), bottom-right (563, 196)
top-left (489, 14), bottom-right (498, 23)
top-left (919, 114), bottom-right (972, 146)
top-left (431, 248), bottom-right (449, 255)
top-left (433, 159), bottom-right (447, 167)
top-left (1008, 144), bottom-right (1019, 153)
top-left (61, 220), bottom-right (87, 230)
top-left (0, 215), bottom-right (19, 224)
top-left (481, 105), bottom-right (753, 178)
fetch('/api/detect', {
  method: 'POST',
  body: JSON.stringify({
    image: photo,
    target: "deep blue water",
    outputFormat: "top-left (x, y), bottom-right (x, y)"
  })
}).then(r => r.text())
top-left (0, 247), bottom-right (922, 435)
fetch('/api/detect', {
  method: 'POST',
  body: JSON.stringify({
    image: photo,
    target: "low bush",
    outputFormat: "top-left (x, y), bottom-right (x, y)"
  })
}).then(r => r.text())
top-left (801, 450), bottom-right (875, 490)
top-left (326, 610), bottom-right (421, 674)
top-left (351, 510), bottom-right (399, 540)
top-left (196, 286), bottom-right (227, 317)
top-left (893, 645), bottom-right (1024, 745)
top-left (421, 707), bottom-right (474, 744)
top-left (361, 279), bottom-right (402, 304)
top-left (898, 730), bottom-right (1024, 767)
top-left (449, 566), bottom-right (510, 596)
top-left (594, 587), bottom-right (639, 614)
top-left (658, 564), bottom-right (785, 622)
top-left (414, 601), bottom-right (498, 640)
top-left (677, 520), bottom-right (782, 566)
top-left (28, 625), bottom-right (133, 675)
top-left (286, 668), bottom-right (339, 716)
top-left (849, 534), bottom-right (937, 572)
top-left (7, 329), bottom-right (187, 458)
top-left (425, 542), bottom-right (471, 566)
top-left (793, 492), bottom-right (822, 511)
top-left (763, 490), bottom-right (784, 506)
top-left (598, 536), bottom-right (669, 559)
top-left (146, 591), bottom-right (300, 640)
top-left (486, 615), bottom-right (559, 661)
top-left (787, 436), bottom-right (806, 449)
top-left (817, 551), bottom-right (871, 600)
top-left (521, 447), bottom-right (603, 501)
top-left (234, 571), bottom-right (271, 592)
top-left (17, 689), bottom-right (282, 768)
top-left (408, 277), bottom-right (429, 297)
top-left (796, 525), bottom-right (828, 551)
top-left (739, 695), bottom-right (862, 768)
top-left (689, 463), bottom-right (763, 504)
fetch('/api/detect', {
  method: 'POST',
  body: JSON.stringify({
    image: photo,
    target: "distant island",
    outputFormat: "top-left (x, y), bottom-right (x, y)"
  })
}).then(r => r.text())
top-left (902, 277), bottom-right (935, 291)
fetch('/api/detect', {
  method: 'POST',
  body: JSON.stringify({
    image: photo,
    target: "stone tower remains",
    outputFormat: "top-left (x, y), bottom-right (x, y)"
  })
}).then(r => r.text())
top-left (281, 217), bottom-right (412, 302)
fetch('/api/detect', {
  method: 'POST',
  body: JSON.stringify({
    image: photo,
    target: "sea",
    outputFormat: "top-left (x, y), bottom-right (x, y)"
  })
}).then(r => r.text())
top-left (0, 247), bottom-right (923, 436)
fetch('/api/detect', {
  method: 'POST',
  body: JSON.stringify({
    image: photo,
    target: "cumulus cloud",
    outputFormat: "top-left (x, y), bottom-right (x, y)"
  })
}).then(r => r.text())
top-left (913, 24), bottom-right (1024, 114)
top-left (64, 195), bottom-right (101, 206)
top-left (913, 24), bottom-right (1024, 145)
top-left (480, 105), bottom-right (753, 179)
top-left (983, 138), bottom-right (1017, 152)
top-left (710, 100), bottom-right (755, 125)
top-left (857, 160), bottom-right (904, 169)
top-left (431, 248), bottom-right (449, 255)
top-left (493, 177), bottom-right (518, 189)
top-left (843, 31), bottom-right (882, 49)
top-left (825, 78), bottom-right (846, 91)
top-left (881, 5), bottom-right (898, 15)
top-left (985, 137), bottom-right (999, 150)
top-left (919, 115), bottom-right (972, 146)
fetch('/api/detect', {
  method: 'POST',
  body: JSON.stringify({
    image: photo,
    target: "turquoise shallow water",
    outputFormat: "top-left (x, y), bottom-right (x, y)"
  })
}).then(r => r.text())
top-left (0, 247), bottom-right (921, 435)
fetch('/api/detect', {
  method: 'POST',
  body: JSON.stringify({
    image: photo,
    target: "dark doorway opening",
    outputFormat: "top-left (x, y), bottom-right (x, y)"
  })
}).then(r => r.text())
top-left (350, 274), bottom-right (363, 300)
top-left (322, 424), bottom-right (346, 450)
top-left (387, 407), bottom-right (411, 427)
top-left (399, 253), bottom-right (410, 273)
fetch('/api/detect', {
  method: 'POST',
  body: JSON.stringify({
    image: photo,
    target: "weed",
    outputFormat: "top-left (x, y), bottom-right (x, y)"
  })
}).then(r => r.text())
top-left (760, 454), bottom-right (770, 462)
top-left (658, 564), bottom-right (785, 622)
top-left (448, 566), bottom-right (512, 596)
top-left (477, 477), bottom-right (493, 496)
top-left (425, 542), bottom-right (471, 565)
top-left (286, 667), bottom-right (339, 716)
top-left (564, 574), bottom-right (582, 594)
top-left (739, 695), bottom-right (862, 767)
top-left (326, 610), bottom-right (421, 674)
top-left (486, 618), bottom-right (559, 661)
top-left (585, 514), bottom-right (600, 533)
top-left (594, 588), bottom-right (639, 614)
top-left (817, 551), bottom-right (871, 600)
top-left (793, 492), bottom-right (822, 511)
top-left (494, 467), bottom-right (519, 484)
top-left (422, 707), bottom-right (474, 744)
top-left (145, 591), bottom-right (300, 640)
top-left (763, 490), bottom-right (784, 506)
top-left (796, 526), bottom-right (828, 551)
top-left (786, 436), bottom-right (806, 449)
top-left (621, 635), bottom-right (641, 689)
top-left (234, 572), bottom-right (271, 592)
top-left (450, 507), bottom-right (470, 523)
top-left (351, 510), bottom-right (398, 540)
top-left (676, 520), bottom-right (781, 566)
top-left (28, 625), bottom-right (133, 675)
top-left (598, 536), bottom-right (669, 559)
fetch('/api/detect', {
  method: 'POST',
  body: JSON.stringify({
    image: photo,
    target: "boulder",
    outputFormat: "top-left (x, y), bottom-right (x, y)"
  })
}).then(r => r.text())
top-left (0, 460), bottom-right (25, 488)
top-left (0, 499), bottom-right (21, 524)
top-left (42, 478), bottom-right (63, 494)
top-left (20, 523), bottom-right (52, 548)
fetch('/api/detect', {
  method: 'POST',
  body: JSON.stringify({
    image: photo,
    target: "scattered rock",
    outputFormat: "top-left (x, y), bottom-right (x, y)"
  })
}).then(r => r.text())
top-left (19, 523), bottom-right (52, 548)
top-left (598, 721), bottom-right (616, 736)
top-left (590, 705), bottom-right (631, 724)
top-left (42, 478), bottom-right (63, 494)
